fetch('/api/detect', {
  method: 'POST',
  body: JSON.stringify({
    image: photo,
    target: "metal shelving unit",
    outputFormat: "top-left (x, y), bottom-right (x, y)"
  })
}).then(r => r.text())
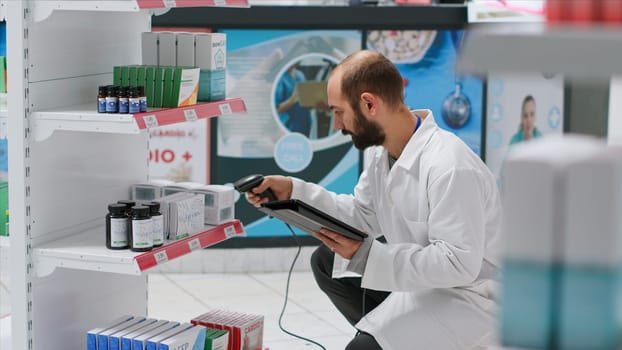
top-left (34, 220), bottom-right (244, 277)
top-left (458, 20), bottom-right (622, 350)
top-left (32, 97), bottom-right (246, 141)
top-left (6, 1), bottom-right (249, 349)
top-left (152, 4), bottom-right (468, 29)
top-left (458, 23), bottom-right (622, 79)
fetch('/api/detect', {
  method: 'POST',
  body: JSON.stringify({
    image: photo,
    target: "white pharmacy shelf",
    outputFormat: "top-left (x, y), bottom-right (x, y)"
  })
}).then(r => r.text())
top-left (33, 220), bottom-right (245, 277)
top-left (0, 315), bottom-right (10, 350)
top-left (32, 97), bottom-right (246, 141)
top-left (31, 0), bottom-right (249, 22)
top-left (458, 24), bottom-right (622, 79)
top-left (0, 236), bottom-right (8, 248)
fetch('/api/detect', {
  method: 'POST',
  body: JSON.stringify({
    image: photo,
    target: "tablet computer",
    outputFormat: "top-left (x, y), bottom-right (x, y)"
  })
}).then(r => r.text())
top-left (259, 199), bottom-right (368, 241)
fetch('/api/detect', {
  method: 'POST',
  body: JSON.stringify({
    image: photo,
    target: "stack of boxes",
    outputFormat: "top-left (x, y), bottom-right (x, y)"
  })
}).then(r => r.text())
top-left (501, 136), bottom-right (622, 349)
top-left (191, 310), bottom-right (264, 350)
top-left (112, 64), bottom-right (200, 109)
top-left (87, 315), bottom-right (237, 350)
top-left (157, 191), bottom-right (205, 241)
top-left (558, 145), bottom-right (622, 349)
top-left (141, 31), bottom-right (226, 106)
top-left (87, 316), bottom-right (213, 350)
top-left (176, 183), bottom-right (235, 226)
top-left (131, 181), bottom-right (235, 229)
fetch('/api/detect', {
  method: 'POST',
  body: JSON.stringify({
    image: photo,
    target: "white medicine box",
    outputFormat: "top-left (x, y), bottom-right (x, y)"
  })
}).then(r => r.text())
top-left (190, 184), bottom-right (235, 225)
top-left (194, 33), bottom-right (226, 71)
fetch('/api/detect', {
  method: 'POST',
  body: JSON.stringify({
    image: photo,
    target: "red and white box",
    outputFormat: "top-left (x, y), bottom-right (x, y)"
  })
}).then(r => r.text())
top-left (192, 310), bottom-right (264, 350)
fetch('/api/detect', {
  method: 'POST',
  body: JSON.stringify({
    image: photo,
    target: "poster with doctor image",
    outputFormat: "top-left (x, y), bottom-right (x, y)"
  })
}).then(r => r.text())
top-left (213, 29), bottom-right (362, 240)
top-left (366, 30), bottom-right (484, 156)
top-left (485, 72), bottom-right (564, 186)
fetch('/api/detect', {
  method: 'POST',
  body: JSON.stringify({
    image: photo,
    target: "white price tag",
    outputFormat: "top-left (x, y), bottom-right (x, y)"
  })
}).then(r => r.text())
top-left (218, 103), bottom-right (232, 115)
top-left (214, 0), bottom-right (226, 5)
top-left (188, 238), bottom-right (201, 251)
top-left (184, 109), bottom-right (198, 122)
top-left (163, 0), bottom-right (177, 7)
top-left (224, 225), bottom-right (236, 238)
top-left (142, 115), bottom-right (158, 128)
top-left (154, 250), bottom-right (169, 264)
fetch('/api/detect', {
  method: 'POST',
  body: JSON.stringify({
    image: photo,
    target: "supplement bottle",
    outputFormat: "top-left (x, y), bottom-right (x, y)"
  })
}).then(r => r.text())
top-left (128, 87), bottom-right (141, 114)
top-left (138, 86), bottom-right (147, 112)
top-left (106, 203), bottom-right (129, 249)
top-left (129, 205), bottom-right (153, 252)
top-left (117, 200), bottom-right (136, 217)
top-left (118, 86), bottom-right (129, 114)
top-left (98, 86), bottom-right (107, 113)
top-left (105, 85), bottom-right (118, 113)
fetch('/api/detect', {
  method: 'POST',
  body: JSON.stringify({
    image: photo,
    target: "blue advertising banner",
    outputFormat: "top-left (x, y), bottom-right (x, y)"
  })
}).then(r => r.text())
top-left (213, 29), bottom-right (363, 239)
top-left (366, 29), bottom-right (484, 156)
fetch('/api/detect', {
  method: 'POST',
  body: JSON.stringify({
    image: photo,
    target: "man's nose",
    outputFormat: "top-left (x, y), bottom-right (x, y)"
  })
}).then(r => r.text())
top-left (333, 117), bottom-right (344, 130)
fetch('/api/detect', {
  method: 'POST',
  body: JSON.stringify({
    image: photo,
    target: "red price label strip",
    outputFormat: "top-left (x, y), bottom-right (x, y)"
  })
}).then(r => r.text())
top-left (154, 250), bottom-right (169, 264)
top-left (142, 115), bottom-right (158, 128)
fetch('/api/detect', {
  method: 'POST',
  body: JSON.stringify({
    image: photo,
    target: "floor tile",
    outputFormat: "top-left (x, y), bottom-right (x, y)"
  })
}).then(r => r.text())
top-left (148, 271), bottom-right (352, 350)
top-left (165, 273), bottom-right (277, 298)
top-left (250, 272), bottom-right (343, 314)
top-left (265, 333), bottom-right (351, 350)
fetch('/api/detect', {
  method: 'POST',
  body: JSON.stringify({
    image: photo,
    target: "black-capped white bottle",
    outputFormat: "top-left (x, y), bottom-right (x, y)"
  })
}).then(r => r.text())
top-left (129, 205), bottom-right (153, 252)
top-left (106, 203), bottom-right (129, 250)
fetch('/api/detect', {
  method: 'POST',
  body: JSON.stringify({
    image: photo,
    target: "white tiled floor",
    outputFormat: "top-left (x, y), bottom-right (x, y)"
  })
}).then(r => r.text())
top-left (147, 271), bottom-right (356, 350)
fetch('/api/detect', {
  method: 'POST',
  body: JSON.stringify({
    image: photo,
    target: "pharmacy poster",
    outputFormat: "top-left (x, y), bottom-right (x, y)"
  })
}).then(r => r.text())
top-left (485, 72), bottom-right (564, 186)
top-left (148, 120), bottom-right (210, 184)
top-left (366, 29), bottom-right (484, 156)
top-left (212, 29), bottom-right (362, 239)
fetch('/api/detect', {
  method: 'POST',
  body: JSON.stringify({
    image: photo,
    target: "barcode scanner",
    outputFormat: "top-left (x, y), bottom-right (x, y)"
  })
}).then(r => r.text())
top-left (234, 174), bottom-right (277, 202)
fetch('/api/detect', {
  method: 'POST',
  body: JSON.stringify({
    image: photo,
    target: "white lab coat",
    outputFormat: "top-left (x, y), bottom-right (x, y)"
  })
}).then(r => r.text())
top-left (291, 110), bottom-right (503, 350)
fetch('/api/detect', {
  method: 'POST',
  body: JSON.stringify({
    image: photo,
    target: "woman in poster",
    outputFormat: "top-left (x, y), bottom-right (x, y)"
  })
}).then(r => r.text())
top-left (509, 95), bottom-right (543, 144)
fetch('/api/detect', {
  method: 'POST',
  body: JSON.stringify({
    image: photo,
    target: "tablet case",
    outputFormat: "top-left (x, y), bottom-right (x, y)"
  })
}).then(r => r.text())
top-left (259, 199), bottom-right (368, 241)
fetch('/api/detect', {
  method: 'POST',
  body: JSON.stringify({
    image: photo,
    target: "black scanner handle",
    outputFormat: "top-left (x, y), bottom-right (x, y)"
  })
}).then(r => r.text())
top-left (233, 174), bottom-right (277, 202)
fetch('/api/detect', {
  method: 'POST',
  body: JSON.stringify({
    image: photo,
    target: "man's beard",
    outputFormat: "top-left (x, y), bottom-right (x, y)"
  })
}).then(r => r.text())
top-left (341, 104), bottom-right (386, 150)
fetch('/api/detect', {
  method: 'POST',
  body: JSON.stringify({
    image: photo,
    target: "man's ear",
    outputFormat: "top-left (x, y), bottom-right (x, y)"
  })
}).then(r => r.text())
top-left (360, 92), bottom-right (377, 114)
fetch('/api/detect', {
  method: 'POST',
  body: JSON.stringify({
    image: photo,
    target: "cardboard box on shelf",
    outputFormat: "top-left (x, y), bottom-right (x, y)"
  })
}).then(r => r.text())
top-left (195, 33), bottom-right (227, 102)
top-left (296, 81), bottom-right (328, 109)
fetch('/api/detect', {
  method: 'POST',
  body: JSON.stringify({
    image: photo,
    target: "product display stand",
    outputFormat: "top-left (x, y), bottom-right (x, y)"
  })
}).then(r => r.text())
top-left (6, 1), bottom-right (248, 349)
top-left (459, 21), bottom-right (622, 349)
top-left (33, 97), bottom-right (246, 141)
top-left (458, 23), bottom-right (622, 80)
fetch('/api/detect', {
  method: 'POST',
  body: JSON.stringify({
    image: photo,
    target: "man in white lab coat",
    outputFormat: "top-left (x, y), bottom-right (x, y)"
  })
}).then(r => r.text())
top-left (247, 50), bottom-right (503, 350)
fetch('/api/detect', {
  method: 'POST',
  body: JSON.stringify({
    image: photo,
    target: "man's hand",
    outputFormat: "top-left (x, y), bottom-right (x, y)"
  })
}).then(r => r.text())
top-left (312, 228), bottom-right (362, 260)
top-left (245, 175), bottom-right (293, 207)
